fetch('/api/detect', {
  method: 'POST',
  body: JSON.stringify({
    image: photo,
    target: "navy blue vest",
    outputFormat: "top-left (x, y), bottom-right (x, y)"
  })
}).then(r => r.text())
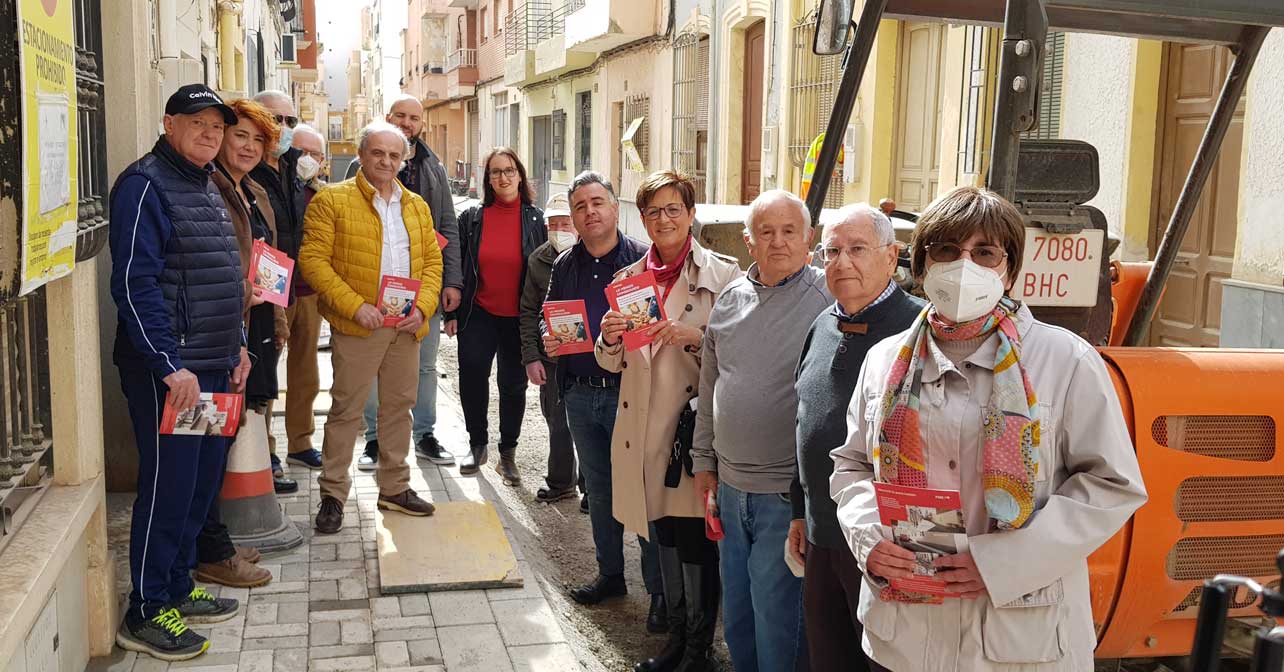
top-left (116, 138), bottom-right (244, 372)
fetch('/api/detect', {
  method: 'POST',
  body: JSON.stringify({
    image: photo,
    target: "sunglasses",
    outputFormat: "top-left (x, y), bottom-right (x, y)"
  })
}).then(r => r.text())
top-left (925, 242), bottom-right (1007, 268)
top-left (274, 114), bottom-right (300, 129)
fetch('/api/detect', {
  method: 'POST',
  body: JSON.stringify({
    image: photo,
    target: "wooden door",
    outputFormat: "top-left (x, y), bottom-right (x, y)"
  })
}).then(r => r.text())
top-left (741, 21), bottom-right (766, 204)
top-left (1149, 43), bottom-right (1244, 347)
top-left (893, 22), bottom-right (945, 212)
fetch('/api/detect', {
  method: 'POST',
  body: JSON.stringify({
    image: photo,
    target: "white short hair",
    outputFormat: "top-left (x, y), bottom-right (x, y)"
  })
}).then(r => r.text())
top-left (252, 89), bottom-right (293, 110)
top-left (357, 121), bottom-right (411, 156)
top-left (824, 203), bottom-right (895, 246)
top-left (743, 189), bottom-right (811, 241)
top-left (294, 123), bottom-right (326, 153)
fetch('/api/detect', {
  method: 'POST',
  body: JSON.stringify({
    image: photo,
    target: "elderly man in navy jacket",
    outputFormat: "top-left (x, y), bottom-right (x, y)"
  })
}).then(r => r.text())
top-left (108, 84), bottom-right (251, 661)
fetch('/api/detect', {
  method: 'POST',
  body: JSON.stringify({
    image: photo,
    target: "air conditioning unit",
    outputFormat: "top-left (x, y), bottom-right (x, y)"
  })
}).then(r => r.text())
top-left (281, 33), bottom-right (297, 63)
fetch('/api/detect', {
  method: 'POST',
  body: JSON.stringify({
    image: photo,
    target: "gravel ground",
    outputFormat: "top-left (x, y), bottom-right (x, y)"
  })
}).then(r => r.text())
top-left (433, 333), bottom-right (731, 671)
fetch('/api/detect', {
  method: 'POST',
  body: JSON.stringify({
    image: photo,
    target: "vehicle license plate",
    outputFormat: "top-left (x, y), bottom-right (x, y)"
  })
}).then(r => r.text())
top-left (1010, 228), bottom-right (1104, 307)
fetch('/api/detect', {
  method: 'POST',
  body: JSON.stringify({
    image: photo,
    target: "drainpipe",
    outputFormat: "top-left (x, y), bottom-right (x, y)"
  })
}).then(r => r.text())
top-left (218, 0), bottom-right (243, 92)
top-left (705, 0), bottom-right (722, 203)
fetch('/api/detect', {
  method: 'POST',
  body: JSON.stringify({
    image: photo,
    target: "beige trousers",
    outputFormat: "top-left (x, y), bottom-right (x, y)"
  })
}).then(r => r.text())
top-left (318, 328), bottom-right (419, 501)
top-left (283, 293), bottom-right (322, 455)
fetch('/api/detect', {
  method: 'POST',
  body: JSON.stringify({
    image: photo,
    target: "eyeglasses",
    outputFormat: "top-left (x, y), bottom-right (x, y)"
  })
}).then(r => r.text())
top-left (641, 204), bottom-right (686, 221)
top-left (489, 167), bottom-right (518, 179)
top-left (274, 114), bottom-right (299, 129)
top-left (925, 242), bottom-right (1007, 268)
top-left (818, 244), bottom-right (890, 263)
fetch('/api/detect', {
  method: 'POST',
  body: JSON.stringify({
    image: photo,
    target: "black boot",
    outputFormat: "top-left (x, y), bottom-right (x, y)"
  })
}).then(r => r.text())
top-left (635, 545), bottom-right (686, 672)
top-left (675, 560), bottom-right (720, 672)
top-left (459, 445), bottom-right (488, 475)
top-left (495, 447), bottom-right (520, 485)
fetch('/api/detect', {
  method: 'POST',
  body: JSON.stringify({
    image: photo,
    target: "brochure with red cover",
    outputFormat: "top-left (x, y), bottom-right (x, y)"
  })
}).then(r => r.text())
top-left (873, 482), bottom-right (969, 598)
top-left (376, 276), bottom-right (422, 327)
top-left (436, 231), bottom-right (448, 249)
top-left (159, 392), bottom-right (243, 437)
top-left (543, 299), bottom-right (593, 355)
top-left (604, 270), bottom-right (667, 351)
top-left (247, 239), bottom-right (294, 307)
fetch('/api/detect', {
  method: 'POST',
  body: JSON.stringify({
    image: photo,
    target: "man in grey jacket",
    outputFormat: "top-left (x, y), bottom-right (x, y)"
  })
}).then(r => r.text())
top-left (345, 94), bottom-right (463, 467)
top-left (691, 190), bottom-right (832, 672)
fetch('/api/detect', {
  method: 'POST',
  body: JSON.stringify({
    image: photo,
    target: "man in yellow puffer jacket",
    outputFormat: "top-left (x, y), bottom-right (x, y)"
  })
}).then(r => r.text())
top-left (300, 121), bottom-right (444, 533)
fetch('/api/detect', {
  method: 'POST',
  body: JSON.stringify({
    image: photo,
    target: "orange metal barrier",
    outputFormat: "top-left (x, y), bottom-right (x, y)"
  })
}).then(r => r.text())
top-left (1092, 348), bottom-right (1284, 658)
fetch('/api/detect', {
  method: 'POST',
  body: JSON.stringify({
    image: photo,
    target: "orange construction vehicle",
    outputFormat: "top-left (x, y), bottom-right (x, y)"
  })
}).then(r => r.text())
top-left (801, 0), bottom-right (1284, 666)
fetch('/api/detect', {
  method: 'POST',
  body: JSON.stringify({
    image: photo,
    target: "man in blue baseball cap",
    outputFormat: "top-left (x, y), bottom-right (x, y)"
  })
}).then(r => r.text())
top-left (108, 83), bottom-right (250, 661)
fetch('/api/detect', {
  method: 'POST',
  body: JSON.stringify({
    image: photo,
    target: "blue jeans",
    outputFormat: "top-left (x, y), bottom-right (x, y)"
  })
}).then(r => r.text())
top-left (718, 482), bottom-right (808, 672)
top-left (563, 382), bottom-right (662, 594)
top-left (364, 311), bottom-right (440, 442)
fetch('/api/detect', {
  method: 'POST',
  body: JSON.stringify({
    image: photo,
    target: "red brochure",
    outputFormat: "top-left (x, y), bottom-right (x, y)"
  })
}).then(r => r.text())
top-left (873, 482), bottom-right (969, 598)
top-left (247, 239), bottom-right (293, 307)
top-left (543, 300), bottom-right (594, 355)
top-left (436, 232), bottom-right (448, 249)
top-left (159, 392), bottom-right (243, 437)
top-left (604, 270), bottom-right (667, 351)
top-left (376, 276), bottom-right (422, 327)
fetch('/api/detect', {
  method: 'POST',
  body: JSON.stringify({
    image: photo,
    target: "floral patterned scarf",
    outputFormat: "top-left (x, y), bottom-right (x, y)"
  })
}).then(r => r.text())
top-left (874, 297), bottom-right (1040, 601)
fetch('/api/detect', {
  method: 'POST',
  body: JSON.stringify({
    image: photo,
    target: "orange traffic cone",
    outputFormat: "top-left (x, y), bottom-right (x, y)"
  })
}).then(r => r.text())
top-left (220, 408), bottom-right (303, 553)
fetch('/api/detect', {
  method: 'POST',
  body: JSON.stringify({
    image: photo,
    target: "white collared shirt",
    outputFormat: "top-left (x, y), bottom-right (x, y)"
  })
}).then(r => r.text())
top-left (373, 187), bottom-right (410, 279)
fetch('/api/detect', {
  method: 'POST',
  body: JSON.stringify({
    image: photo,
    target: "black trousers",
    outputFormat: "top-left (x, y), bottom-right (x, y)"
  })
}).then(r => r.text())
top-left (653, 515), bottom-right (718, 565)
top-left (804, 544), bottom-right (871, 672)
top-left (457, 306), bottom-right (527, 451)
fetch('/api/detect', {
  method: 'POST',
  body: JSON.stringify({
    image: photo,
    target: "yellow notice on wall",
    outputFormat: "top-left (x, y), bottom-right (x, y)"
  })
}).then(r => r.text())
top-left (18, 0), bottom-right (78, 295)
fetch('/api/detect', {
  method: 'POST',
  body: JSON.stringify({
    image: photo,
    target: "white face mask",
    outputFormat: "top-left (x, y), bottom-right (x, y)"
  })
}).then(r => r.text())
top-left (923, 258), bottom-right (1006, 323)
top-left (548, 230), bottom-right (578, 252)
top-left (296, 154), bottom-right (321, 181)
top-left (272, 126), bottom-right (295, 158)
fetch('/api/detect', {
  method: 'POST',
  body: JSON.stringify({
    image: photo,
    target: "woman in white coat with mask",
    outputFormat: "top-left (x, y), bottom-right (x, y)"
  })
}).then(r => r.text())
top-left (830, 186), bottom-right (1148, 671)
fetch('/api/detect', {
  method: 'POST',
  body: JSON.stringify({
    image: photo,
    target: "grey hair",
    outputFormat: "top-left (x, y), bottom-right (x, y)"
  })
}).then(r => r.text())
top-left (387, 94), bottom-right (424, 113)
top-left (294, 123), bottom-right (326, 153)
top-left (824, 203), bottom-right (895, 246)
top-left (357, 121), bottom-right (411, 156)
top-left (568, 170), bottom-right (617, 204)
top-left (252, 89), bottom-right (293, 109)
top-left (743, 189), bottom-right (810, 241)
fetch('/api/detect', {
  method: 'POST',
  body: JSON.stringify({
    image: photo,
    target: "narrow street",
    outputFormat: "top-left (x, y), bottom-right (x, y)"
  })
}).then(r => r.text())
top-left (97, 331), bottom-right (728, 672)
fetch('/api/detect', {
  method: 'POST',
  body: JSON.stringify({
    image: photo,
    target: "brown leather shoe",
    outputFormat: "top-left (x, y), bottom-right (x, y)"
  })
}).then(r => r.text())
top-left (315, 496), bottom-right (345, 534)
top-left (495, 455), bottom-right (520, 486)
top-left (235, 546), bottom-right (261, 564)
top-left (195, 556), bottom-right (272, 588)
top-left (377, 488), bottom-right (435, 516)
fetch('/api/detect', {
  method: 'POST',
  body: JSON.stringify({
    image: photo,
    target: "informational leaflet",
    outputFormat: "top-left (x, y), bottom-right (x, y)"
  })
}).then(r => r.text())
top-left (17, 0), bottom-right (79, 295)
top-left (436, 231), bottom-right (448, 249)
top-left (159, 392), bottom-right (244, 437)
top-left (248, 239), bottom-right (294, 307)
top-left (604, 270), bottom-right (667, 351)
top-left (377, 275), bottom-right (421, 327)
top-left (873, 482), bottom-right (969, 598)
top-left (543, 299), bottom-right (593, 355)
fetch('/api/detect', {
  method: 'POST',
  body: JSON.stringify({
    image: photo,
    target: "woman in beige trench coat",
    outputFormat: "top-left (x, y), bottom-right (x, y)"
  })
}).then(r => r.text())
top-left (596, 170), bottom-right (741, 672)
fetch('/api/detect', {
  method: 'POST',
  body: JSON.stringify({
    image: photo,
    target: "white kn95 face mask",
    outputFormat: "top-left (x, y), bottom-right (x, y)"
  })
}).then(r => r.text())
top-left (923, 258), bottom-right (1005, 323)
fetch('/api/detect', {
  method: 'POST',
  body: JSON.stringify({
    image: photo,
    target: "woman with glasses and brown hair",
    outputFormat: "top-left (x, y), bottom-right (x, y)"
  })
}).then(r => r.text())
top-left (596, 170), bottom-right (742, 672)
top-left (830, 185), bottom-right (1146, 672)
top-left (448, 147), bottom-right (546, 480)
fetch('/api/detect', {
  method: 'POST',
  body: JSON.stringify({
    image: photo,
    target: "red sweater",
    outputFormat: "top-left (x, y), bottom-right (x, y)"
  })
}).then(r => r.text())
top-left (475, 199), bottom-right (524, 317)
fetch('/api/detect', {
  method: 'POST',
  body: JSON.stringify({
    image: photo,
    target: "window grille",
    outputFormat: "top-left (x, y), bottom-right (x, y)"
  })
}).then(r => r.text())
top-left (551, 110), bottom-right (566, 170)
top-left (956, 25), bottom-right (998, 180)
top-left (1023, 31), bottom-right (1065, 140)
top-left (789, 8), bottom-right (843, 207)
top-left (623, 94), bottom-right (650, 173)
top-left (576, 91), bottom-right (592, 173)
top-left (671, 32), bottom-right (709, 197)
top-left (74, 0), bottom-right (108, 259)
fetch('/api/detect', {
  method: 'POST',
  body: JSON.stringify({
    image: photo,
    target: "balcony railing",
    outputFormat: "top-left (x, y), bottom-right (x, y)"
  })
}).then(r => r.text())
top-left (505, 1), bottom-right (551, 56)
top-left (447, 48), bottom-right (477, 71)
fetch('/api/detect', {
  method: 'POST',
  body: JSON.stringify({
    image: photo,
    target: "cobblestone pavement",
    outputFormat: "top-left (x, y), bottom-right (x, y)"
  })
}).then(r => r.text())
top-left (93, 353), bottom-right (589, 672)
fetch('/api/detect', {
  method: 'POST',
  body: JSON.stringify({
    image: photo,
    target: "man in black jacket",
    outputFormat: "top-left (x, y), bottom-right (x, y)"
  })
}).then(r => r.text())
top-left (250, 90), bottom-right (324, 481)
top-left (790, 204), bottom-right (924, 671)
top-left (346, 95), bottom-right (464, 469)
top-left (541, 172), bottom-right (664, 629)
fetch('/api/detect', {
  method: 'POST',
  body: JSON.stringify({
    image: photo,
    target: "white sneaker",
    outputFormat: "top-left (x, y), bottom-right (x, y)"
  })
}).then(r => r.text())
top-left (357, 441), bottom-right (378, 472)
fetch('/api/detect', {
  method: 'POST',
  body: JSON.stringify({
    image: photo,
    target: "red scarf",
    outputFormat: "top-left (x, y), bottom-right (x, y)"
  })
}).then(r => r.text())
top-left (645, 236), bottom-right (693, 299)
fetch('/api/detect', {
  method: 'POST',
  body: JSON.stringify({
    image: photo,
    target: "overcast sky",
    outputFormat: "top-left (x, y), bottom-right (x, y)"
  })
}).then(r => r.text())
top-left (316, 0), bottom-right (367, 111)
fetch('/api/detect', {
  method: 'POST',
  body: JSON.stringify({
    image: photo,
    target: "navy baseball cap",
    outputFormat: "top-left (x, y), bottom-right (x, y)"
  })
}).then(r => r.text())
top-left (165, 84), bottom-right (238, 124)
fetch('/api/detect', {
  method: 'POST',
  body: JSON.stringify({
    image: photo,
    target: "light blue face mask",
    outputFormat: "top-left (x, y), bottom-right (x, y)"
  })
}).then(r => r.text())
top-left (272, 125), bottom-right (295, 158)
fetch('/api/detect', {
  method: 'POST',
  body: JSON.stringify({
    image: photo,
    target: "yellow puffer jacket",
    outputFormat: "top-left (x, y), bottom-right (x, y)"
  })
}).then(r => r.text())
top-left (299, 170), bottom-right (443, 340)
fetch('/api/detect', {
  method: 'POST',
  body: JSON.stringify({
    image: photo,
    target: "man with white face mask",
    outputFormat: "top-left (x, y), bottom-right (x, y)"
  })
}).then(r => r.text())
top-left (518, 192), bottom-right (583, 505)
top-left (291, 124), bottom-right (327, 188)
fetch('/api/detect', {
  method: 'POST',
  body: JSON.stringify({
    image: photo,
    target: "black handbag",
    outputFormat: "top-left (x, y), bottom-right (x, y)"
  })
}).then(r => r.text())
top-left (665, 398), bottom-right (698, 488)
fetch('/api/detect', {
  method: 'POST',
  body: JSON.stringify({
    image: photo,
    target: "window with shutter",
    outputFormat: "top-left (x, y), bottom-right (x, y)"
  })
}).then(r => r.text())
top-left (552, 110), bottom-right (566, 170)
top-left (789, 7), bottom-right (843, 207)
top-left (672, 33), bottom-right (710, 197)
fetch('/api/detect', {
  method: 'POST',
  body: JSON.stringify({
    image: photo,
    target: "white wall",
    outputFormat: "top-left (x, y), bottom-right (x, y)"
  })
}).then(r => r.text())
top-left (1060, 33), bottom-right (1137, 253)
top-left (1234, 30), bottom-right (1284, 285)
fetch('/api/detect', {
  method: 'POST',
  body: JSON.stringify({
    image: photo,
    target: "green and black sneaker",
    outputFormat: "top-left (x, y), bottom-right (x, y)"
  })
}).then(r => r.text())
top-left (115, 608), bottom-right (209, 661)
top-left (172, 586), bottom-right (239, 624)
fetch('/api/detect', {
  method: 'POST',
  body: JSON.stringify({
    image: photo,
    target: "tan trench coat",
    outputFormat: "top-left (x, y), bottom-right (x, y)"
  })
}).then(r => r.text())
top-left (595, 241), bottom-right (742, 539)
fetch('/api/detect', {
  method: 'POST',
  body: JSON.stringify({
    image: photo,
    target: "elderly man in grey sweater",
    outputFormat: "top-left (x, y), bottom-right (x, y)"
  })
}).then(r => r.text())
top-left (691, 189), bottom-right (832, 672)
